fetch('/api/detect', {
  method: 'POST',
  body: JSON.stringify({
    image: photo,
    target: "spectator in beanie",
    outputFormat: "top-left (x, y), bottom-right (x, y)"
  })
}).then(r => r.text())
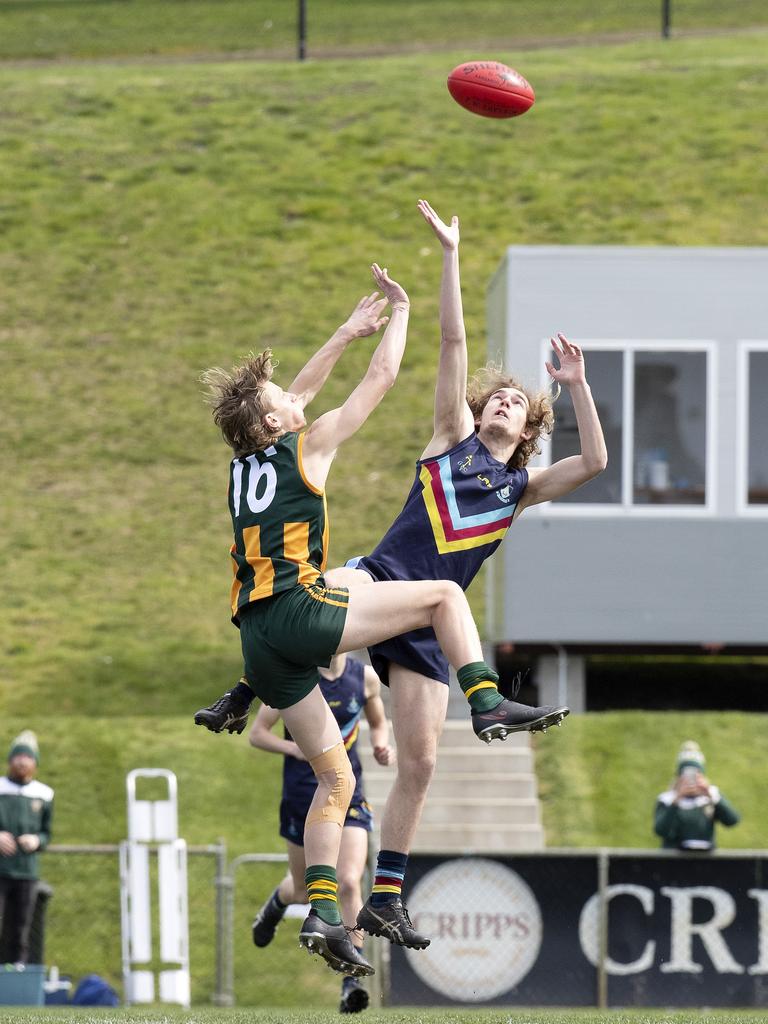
top-left (654, 740), bottom-right (739, 852)
top-left (0, 731), bottom-right (54, 964)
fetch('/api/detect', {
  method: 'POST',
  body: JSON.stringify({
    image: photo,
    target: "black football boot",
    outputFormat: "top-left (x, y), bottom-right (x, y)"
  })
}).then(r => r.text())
top-left (299, 911), bottom-right (375, 977)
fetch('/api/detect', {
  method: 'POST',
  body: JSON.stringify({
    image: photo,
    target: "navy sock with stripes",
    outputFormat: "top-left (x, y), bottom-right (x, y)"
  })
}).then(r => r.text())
top-left (370, 850), bottom-right (408, 907)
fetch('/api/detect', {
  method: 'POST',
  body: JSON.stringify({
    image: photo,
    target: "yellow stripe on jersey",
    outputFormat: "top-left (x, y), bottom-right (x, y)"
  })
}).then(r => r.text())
top-left (419, 465), bottom-right (509, 553)
top-left (283, 521), bottom-right (321, 587)
top-left (320, 492), bottom-right (330, 571)
top-left (230, 525), bottom-right (276, 614)
top-left (344, 723), bottom-right (360, 751)
top-left (296, 431), bottom-right (323, 497)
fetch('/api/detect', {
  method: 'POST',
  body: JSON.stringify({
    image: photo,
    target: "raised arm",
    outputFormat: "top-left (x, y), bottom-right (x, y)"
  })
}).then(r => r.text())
top-left (248, 702), bottom-right (306, 760)
top-left (519, 334), bottom-right (608, 510)
top-left (288, 292), bottom-right (389, 410)
top-left (417, 199), bottom-right (475, 460)
top-left (300, 264), bottom-right (410, 489)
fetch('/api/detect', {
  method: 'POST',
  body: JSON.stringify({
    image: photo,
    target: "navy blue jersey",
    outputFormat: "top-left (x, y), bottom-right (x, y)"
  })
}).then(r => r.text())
top-left (361, 433), bottom-right (528, 590)
top-left (282, 657), bottom-right (367, 804)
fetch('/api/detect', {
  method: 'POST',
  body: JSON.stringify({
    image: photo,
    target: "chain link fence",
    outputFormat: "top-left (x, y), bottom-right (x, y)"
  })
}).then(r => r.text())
top-left (221, 851), bottom-right (384, 1009)
top-left (24, 845), bottom-right (768, 1007)
top-left (37, 844), bottom-right (225, 1005)
top-left (2, 1), bottom-right (767, 62)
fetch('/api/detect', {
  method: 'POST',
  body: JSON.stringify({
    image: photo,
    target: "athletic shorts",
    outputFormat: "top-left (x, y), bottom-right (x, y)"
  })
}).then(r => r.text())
top-left (280, 794), bottom-right (374, 846)
top-left (346, 556), bottom-right (449, 687)
top-left (239, 580), bottom-right (349, 709)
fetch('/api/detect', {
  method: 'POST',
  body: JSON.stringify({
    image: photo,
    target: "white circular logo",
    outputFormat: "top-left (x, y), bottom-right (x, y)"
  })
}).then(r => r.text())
top-left (404, 858), bottom-right (542, 1002)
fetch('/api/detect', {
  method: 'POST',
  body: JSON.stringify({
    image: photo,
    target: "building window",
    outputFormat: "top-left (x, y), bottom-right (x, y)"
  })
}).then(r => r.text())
top-left (748, 350), bottom-right (768, 505)
top-left (548, 344), bottom-right (710, 510)
top-left (633, 351), bottom-right (707, 506)
top-left (550, 351), bottom-right (623, 504)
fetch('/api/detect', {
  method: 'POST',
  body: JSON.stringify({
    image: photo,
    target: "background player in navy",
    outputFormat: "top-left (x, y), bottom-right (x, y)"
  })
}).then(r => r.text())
top-left (325, 201), bottom-right (608, 947)
top-left (248, 654), bottom-right (392, 1014)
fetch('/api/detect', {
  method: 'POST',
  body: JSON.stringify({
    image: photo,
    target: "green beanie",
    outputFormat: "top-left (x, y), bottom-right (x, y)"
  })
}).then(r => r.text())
top-left (676, 739), bottom-right (704, 775)
top-left (8, 729), bottom-right (39, 764)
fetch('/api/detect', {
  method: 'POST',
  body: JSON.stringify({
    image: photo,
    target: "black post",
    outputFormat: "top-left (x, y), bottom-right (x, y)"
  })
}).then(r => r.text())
top-left (661, 0), bottom-right (671, 38)
top-left (298, 0), bottom-right (307, 61)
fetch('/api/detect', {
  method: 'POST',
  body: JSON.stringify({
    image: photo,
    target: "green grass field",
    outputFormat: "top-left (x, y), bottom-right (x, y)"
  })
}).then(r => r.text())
top-left (1, 15), bottom-right (767, 1011)
top-left (1, 0), bottom-right (767, 61)
top-left (4, 1009), bottom-right (768, 1024)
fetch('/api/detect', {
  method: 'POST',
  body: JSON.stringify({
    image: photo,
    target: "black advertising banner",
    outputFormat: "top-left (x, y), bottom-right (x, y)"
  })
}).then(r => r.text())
top-left (387, 852), bottom-right (768, 1008)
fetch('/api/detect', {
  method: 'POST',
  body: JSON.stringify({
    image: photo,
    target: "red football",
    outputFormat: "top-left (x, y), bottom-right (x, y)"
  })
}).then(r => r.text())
top-left (447, 61), bottom-right (535, 119)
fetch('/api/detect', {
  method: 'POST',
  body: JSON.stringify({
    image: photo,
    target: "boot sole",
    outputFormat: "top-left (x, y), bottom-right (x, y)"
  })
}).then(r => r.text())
top-left (299, 931), bottom-right (374, 977)
top-left (193, 713), bottom-right (248, 735)
top-left (475, 707), bottom-right (570, 744)
top-left (356, 911), bottom-right (430, 950)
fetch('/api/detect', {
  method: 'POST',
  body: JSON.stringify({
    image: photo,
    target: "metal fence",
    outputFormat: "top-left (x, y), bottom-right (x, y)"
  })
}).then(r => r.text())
top-left (244, 1), bottom-right (768, 61)
top-left (29, 844), bottom-right (768, 1008)
top-left (40, 843), bottom-right (226, 1006)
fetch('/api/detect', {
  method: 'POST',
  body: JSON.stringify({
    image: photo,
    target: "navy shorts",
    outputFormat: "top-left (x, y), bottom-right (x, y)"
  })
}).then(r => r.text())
top-left (280, 792), bottom-right (374, 846)
top-left (346, 556), bottom-right (450, 687)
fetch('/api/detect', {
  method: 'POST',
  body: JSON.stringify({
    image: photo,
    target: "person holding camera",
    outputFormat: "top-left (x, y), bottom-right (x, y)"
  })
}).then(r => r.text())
top-left (654, 740), bottom-right (739, 852)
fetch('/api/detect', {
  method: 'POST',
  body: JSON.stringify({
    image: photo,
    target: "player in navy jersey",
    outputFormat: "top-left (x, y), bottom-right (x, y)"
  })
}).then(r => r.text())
top-left (249, 654), bottom-right (392, 1014)
top-left (323, 201), bottom-right (608, 947)
top-left (195, 260), bottom-right (518, 968)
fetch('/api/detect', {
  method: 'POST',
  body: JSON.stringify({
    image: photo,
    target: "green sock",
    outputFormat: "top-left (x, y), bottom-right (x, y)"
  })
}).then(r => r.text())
top-left (458, 661), bottom-right (504, 713)
top-left (305, 865), bottom-right (341, 925)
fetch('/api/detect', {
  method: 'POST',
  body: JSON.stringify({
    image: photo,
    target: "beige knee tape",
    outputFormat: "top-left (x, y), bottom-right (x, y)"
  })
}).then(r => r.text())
top-left (306, 742), bottom-right (354, 829)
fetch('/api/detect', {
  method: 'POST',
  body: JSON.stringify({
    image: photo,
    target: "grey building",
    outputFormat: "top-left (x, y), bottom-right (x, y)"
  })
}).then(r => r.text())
top-left (486, 247), bottom-right (768, 712)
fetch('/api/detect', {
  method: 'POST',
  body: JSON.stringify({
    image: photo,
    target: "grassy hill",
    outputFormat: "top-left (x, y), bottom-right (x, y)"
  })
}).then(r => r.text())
top-left (1, 28), bottom-right (767, 1004)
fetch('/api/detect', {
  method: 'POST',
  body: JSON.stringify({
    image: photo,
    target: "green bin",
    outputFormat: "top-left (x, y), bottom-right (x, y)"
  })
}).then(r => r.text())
top-left (0, 964), bottom-right (46, 1005)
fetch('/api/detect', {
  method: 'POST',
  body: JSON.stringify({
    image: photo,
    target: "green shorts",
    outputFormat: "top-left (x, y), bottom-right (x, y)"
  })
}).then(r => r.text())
top-left (239, 581), bottom-right (349, 710)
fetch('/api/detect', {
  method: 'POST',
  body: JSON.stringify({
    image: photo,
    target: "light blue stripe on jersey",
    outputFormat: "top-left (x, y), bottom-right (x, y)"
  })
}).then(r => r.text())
top-left (437, 455), bottom-right (518, 529)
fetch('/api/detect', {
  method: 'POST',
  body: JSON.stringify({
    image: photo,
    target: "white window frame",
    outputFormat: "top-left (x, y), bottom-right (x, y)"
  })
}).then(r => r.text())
top-left (534, 339), bottom-right (717, 518)
top-left (736, 340), bottom-right (768, 518)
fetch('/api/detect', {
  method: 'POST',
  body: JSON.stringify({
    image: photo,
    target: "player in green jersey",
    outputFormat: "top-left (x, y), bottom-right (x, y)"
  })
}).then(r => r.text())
top-left (198, 263), bottom-right (515, 976)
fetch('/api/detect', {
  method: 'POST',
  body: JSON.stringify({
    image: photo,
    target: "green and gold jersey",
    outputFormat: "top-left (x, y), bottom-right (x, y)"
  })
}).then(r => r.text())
top-left (228, 431), bottom-right (329, 621)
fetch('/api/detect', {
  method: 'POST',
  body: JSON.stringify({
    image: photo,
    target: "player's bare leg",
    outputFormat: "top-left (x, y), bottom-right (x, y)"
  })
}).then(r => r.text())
top-left (355, 668), bottom-right (445, 951)
top-left (381, 667), bottom-right (448, 853)
top-left (281, 688), bottom-right (373, 977)
top-left (336, 578), bottom-right (484, 668)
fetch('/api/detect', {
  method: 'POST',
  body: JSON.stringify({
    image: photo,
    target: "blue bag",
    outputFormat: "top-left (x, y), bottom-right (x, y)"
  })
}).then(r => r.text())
top-left (71, 974), bottom-right (120, 1006)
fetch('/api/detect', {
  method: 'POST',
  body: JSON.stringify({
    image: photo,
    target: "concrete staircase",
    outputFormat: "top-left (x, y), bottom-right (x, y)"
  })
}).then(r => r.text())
top-left (357, 719), bottom-right (545, 853)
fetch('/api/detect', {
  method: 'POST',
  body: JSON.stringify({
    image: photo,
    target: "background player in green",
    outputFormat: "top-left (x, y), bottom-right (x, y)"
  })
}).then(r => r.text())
top-left (249, 653), bottom-right (393, 1014)
top-left (198, 261), bottom-right (511, 976)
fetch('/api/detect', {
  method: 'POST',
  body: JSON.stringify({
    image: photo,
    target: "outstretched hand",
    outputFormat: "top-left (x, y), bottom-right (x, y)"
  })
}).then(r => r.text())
top-left (545, 333), bottom-right (586, 387)
top-left (371, 263), bottom-right (409, 309)
top-left (342, 291), bottom-right (390, 339)
top-left (417, 198), bottom-right (459, 250)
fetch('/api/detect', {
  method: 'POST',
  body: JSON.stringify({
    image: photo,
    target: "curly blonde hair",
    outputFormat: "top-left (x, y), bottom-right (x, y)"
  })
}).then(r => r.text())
top-left (466, 363), bottom-right (557, 469)
top-left (201, 350), bottom-right (279, 456)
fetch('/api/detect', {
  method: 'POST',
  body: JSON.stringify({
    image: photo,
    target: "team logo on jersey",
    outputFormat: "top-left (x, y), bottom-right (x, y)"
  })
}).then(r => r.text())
top-left (31, 799), bottom-right (42, 813)
top-left (477, 474), bottom-right (493, 489)
top-left (458, 453), bottom-right (474, 473)
top-left (496, 485), bottom-right (511, 504)
top-left (347, 697), bottom-right (361, 714)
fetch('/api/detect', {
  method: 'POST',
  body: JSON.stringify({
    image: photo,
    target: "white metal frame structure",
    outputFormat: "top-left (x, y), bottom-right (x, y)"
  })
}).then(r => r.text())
top-left (119, 768), bottom-right (190, 1007)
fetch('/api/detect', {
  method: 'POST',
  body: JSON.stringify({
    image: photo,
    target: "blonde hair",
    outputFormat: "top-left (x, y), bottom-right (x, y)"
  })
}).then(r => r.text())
top-left (201, 350), bottom-right (279, 456)
top-left (467, 363), bottom-right (557, 469)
